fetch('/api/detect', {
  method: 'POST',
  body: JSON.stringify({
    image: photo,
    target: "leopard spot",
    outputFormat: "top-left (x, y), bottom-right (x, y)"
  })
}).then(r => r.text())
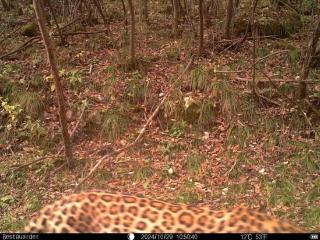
top-left (217, 220), bottom-right (225, 232)
top-left (44, 208), bottom-right (51, 216)
top-left (67, 216), bottom-right (76, 227)
top-left (41, 218), bottom-right (47, 227)
top-left (123, 196), bottom-right (136, 203)
top-left (62, 208), bottom-right (68, 215)
top-left (101, 194), bottom-right (114, 202)
top-left (88, 194), bottom-right (97, 202)
top-left (136, 221), bottom-right (147, 230)
top-left (120, 204), bottom-right (125, 213)
top-left (76, 195), bottom-right (85, 202)
top-left (240, 214), bottom-right (248, 223)
top-left (110, 204), bottom-right (120, 215)
top-left (163, 212), bottom-right (174, 229)
top-left (178, 212), bottom-right (194, 227)
top-left (54, 215), bottom-right (63, 226)
top-left (168, 205), bottom-right (182, 213)
top-left (198, 215), bottom-right (207, 225)
top-left (81, 202), bottom-right (90, 212)
top-left (128, 206), bottom-right (139, 215)
top-left (142, 208), bottom-right (158, 222)
top-left (150, 200), bottom-right (165, 210)
top-left (152, 226), bottom-right (164, 233)
top-left (186, 206), bottom-right (204, 214)
top-left (112, 228), bottom-right (120, 233)
top-left (102, 216), bottom-right (111, 228)
top-left (70, 205), bottom-right (77, 215)
top-left (256, 213), bottom-right (266, 222)
top-left (114, 217), bottom-right (120, 225)
top-left (139, 199), bottom-right (148, 207)
top-left (75, 223), bottom-right (89, 232)
top-left (214, 211), bottom-right (224, 218)
top-left (61, 227), bottom-right (69, 233)
top-left (97, 202), bottom-right (107, 213)
top-left (123, 215), bottom-right (135, 227)
top-left (235, 207), bottom-right (244, 214)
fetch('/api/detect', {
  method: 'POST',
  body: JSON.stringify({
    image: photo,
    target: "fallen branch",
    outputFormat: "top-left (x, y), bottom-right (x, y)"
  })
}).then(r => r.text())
top-left (0, 37), bottom-right (40, 60)
top-left (74, 57), bottom-right (194, 191)
top-left (55, 27), bottom-right (110, 36)
top-left (11, 155), bottom-right (62, 171)
top-left (234, 76), bottom-right (319, 84)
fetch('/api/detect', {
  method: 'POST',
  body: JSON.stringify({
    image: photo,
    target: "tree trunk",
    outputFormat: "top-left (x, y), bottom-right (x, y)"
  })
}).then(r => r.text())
top-left (33, 0), bottom-right (74, 167)
top-left (173, 0), bottom-right (179, 36)
top-left (224, 0), bottom-right (234, 39)
top-left (299, 18), bottom-right (320, 99)
top-left (92, 0), bottom-right (114, 43)
top-left (47, 0), bottom-right (66, 45)
top-left (140, 0), bottom-right (148, 23)
top-left (121, 0), bottom-right (128, 25)
top-left (198, 0), bottom-right (204, 56)
top-left (127, 0), bottom-right (136, 65)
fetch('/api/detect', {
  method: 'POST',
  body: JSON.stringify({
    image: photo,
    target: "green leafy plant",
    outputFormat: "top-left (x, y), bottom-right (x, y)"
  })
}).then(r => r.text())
top-left (170, 121), bottom-right (188, 138)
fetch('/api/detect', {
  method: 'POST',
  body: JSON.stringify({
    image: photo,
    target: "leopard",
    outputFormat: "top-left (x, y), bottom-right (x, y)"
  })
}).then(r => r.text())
top-left (24, 191), bottom-right (302, 233)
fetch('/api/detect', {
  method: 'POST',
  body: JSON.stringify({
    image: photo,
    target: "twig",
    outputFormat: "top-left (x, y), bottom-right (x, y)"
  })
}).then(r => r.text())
top-left (11, 155), bottom-right (62, 171)
top-left (214, 70), bottom-right (244, 73)
top-left (255, 50), bottom-right (288, 65)
top-left (74, 57), bottom-right (194, 191)
top-left (54, 28), bottom-right (110, 36)
top-left (225, 157), bottom-right (241, 177)
top-left (234, 77), bottom-right (319, 84)
top-left (256, 93), bottom-right (282, 106)
top-left (0, 37), bottom-right (40, 60)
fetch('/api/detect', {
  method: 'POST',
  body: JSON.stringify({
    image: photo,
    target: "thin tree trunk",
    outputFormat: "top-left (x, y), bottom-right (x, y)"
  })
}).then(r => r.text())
top-left (224, 0), bottom-right (234, 39)
top-left (91, 0), bottom-right (114, 43)
top-left (127, 0), bottom-right (136, 65)
top-left (199, 0), bottom-right (204, 56)
top-left (47, 0), bottom-right (66, 45)
top-left (140, 0), bottom-right (148, 23)
top-left (33, 0), bottom-right (74, 167)
top-left (251, 0), bottom-right (257, 96)
top-left (121, 0), bottom-right (128, 25)
top-left (300, 17), bottom-right (320, 99)
top-left (173, 0), bottom-right (179, 36)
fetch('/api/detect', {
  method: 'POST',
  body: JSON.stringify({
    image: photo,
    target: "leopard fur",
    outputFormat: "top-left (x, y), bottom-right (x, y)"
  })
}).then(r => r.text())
top-left (24, 192), bottom-right (301, 233)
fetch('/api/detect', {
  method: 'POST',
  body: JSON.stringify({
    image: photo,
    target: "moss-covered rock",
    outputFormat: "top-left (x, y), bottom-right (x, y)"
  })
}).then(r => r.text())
top-left (21, 22), bottom-right (38, 37)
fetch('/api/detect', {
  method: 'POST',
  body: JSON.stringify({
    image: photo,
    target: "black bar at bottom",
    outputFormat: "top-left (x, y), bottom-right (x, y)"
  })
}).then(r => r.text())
top-left (1, 233), bottom-right (318, 240)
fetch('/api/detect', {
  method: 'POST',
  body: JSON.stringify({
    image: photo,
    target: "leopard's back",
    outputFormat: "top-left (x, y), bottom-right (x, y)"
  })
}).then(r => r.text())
top-left (25, 192), bottom-right (301, 233)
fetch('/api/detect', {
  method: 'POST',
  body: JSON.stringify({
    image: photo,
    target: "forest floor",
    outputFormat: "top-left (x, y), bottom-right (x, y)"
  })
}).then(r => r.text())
top-left (0, 4), bottom-right (319, 232)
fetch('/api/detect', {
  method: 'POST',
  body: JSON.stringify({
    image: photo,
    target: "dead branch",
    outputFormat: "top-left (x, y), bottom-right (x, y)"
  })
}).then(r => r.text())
top-left (54, 27), bottom-right (110, 36)
top-left (234, 77), bottom-right (319, 84)
top-left (0, 37), bottom-right (40, 60)
top-left (74, 57), bottom-right (194, 191)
